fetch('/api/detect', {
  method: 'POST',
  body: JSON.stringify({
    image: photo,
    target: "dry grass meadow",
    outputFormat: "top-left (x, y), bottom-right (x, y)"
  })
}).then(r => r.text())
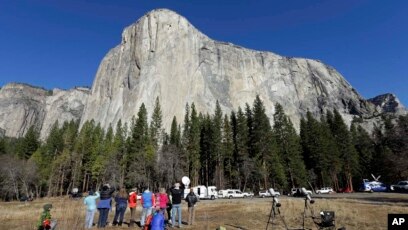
top-left (0, 194), bottom-right (407, 230)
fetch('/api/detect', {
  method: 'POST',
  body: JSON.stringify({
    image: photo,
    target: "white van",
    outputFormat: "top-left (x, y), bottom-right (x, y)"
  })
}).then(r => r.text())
top-left (184, 185), bottom-right (218, 200)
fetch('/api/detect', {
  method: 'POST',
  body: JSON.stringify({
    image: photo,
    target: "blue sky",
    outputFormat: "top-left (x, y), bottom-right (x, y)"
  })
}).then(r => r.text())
top-left (0, 0), bottom-right (407, 105)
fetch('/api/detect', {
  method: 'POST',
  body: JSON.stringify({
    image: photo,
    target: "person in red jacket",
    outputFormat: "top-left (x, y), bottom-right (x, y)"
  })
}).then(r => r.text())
top-left (128, 188), bottom-right (138, 227)
top-left (158, 188), bottom-right (169, 215)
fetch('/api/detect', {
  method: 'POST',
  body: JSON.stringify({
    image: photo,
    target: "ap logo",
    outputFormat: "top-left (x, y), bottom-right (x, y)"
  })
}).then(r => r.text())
top-left (388, 214), bottom-right (408, 230)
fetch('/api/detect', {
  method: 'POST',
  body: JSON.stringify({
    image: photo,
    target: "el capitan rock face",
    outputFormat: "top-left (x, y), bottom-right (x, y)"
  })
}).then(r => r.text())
top-left (0, 9), bottom-right (405, 138)
top-left (80, 9), bottom-right (384, 132)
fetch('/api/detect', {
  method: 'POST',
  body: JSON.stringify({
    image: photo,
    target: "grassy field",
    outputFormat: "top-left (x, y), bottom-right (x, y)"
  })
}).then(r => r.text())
top-left (0, 194), bottom-right (407, 230)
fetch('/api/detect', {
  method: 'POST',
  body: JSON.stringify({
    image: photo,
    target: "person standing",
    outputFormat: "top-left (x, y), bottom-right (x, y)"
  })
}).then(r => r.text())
top-left (97, 184), bottom-right (115, 228)
top-left (112, 188), bottom-right (128, 226)
top-left (170, 183), bottom-right (183, 228)
top-left (158, 188), bottom-right (169, 214)
top-left (185, 189), bottom-right (198, 225)
top-left (140, 188), bottom-right (156, 228)
top-left (128, 188), bottom-right (138, 227)
top-left (166, 190), bottom-right (173, 225)
top-left (84, 190), bottom-right (100, 229)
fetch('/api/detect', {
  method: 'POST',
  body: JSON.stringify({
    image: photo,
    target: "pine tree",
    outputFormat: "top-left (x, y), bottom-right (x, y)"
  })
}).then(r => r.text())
top-left (251, 95), bottom-right (274, 189)
top-left (150, 97), bottom-right (163, 149)
top-left (128, 103), bottom-right (152, 188)
top-left (213, 100), bottom-right (224, 188)
top-left (167, 116), bottom-right (180, 147)
top-left (234, 107), bottom-right (251, 190)
top-left (273, 103), bottom-right (307, 188)
top-left (187, 103), bottom-right (201, 186)
top-left (222, 114), bottom-right (234, 189)
top-left (199, 114), bottom-right (214, 187)
top-left (330, 109), bottom-right (359, 191)
top-left (19, 125), bottom-right (40, 159)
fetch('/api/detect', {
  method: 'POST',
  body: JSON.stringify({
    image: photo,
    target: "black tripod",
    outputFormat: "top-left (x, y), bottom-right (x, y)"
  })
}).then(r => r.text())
top-left (301, 197), bottom-right (315, 230)
top-left (266, 196), bottom-right (289, 230)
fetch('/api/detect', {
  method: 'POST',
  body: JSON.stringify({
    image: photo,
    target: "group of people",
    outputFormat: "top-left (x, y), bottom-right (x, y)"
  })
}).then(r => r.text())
top-left (83, 182), bottom-right (198, 229)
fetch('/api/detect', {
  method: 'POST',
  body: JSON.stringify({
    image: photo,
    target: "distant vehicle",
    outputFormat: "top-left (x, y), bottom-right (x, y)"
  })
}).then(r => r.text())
top-left (359, 174), bottom-right (388, 192)
top-left (218, 189), bottom-right (250, 199)
top-left (218, 189), bottom-right (229, 198)
top-left (242, 191), bottom-right (254, 198)
top-left (316, 187), bottom-right (334, 194)
top-left (337, 187), bottom-right (353, 193)
top-left (291, 187), bottom-right (312, 197)
top-left (189, 185), bottom-right (218, 200)
top-left (390, 181), bottom-right (408, 192)
top-left (259, 189), bottom-right (280, 198)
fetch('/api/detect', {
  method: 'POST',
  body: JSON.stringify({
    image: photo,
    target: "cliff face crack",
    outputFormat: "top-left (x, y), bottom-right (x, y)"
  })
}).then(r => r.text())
top-left (148, 14), bottom-right (153, 52)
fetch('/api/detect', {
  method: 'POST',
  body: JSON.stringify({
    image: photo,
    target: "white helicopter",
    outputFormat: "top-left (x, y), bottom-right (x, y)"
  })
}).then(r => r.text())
top-left (359, 174), bottom-right (388, 192)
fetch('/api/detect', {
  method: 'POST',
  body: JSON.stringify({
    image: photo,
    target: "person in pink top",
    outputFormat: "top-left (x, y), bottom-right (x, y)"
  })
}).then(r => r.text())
top-left (158, 188), bottom-right (169, 215)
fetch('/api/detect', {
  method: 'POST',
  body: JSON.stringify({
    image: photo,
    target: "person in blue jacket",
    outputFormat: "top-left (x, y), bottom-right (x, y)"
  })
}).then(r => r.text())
top-left (150, 209), bottom-right (165, 230)
top-left (140, 188), bottom-right (156, 228)
top-left (84, 190), bottom-right (100, 229)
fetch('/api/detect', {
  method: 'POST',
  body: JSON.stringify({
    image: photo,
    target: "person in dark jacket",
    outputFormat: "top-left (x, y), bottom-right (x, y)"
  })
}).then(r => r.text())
top-left (166, 190), bottom-right (172, 225)
top-left (170, 183), bottom-right (183, 228)
top-left (97, 184), bottom-right (115, 228)
top-left (112, 188), bottom-right (128, 226)
top-left (185, 189), bottom-right (198, 225)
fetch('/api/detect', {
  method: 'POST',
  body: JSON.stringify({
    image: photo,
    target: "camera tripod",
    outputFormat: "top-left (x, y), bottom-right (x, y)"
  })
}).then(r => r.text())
top-left (266, 196), bottom-right (315, 230)
top-left (266, 196), bottom-right (290, 230)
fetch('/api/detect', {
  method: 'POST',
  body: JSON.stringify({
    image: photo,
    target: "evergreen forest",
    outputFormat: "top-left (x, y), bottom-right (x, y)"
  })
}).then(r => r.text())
top-left (0, 96), bottom-right (407, 200)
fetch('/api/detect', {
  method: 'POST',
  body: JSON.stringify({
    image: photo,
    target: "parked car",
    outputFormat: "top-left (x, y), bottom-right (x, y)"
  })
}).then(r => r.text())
top-left (259, 189), bottom-right (281, 198)
top-left (243, 191), bottom-right (254, 198)
top-left (316, 187), bottom-right (334, 194)
top-left (291, 187), bottom-right (312, 197)
top-left (218, 189), bottom-right (229, 198)
top-left (227, 189), bottom-right (246, 199)
top-left (359, 179), bottom-right (388, 192)
top-left (218, 189), bottom-right (251, 199)
top-left (390, 181), bottom-right (408, 192)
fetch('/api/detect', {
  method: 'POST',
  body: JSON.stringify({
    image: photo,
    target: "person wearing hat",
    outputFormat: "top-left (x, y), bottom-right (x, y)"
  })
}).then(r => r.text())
top-left (37, 204), bottom-right (54, 230)
top-left (170, 182), bottom-right (183, 228)
top-left (128, 188), bottom-right (138, 227)
top-left (84, 190), bottom-right (100, 229)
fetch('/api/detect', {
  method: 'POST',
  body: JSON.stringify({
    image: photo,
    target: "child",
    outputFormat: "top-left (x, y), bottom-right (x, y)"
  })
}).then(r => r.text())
top-left (37, 204), bottom-right (57, 230)
top-left (150, 209), bottom-right (165, 230)
top-left (83, 190), bottom-right (100, 229)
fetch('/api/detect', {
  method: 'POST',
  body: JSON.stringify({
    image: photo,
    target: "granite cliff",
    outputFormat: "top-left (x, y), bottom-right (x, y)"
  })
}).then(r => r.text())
top-left (0, 9), bottom-right (405, 138)
top-left (80, 9), bottom-right (389, 132)
top-left (0, 83), bottom-right (89, 139)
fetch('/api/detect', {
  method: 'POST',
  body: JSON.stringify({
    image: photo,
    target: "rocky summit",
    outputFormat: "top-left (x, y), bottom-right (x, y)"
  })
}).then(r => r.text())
top-left (0, 9), bottom-right (405, 138)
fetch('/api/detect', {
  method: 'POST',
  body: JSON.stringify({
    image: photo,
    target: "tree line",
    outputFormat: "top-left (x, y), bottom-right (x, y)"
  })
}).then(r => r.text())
top-left (0, 96), bottom-right (407, 200)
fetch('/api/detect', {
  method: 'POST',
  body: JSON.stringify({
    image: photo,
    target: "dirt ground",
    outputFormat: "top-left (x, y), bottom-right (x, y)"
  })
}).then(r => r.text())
top-left (0, 193), bottom-right (407, 230)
